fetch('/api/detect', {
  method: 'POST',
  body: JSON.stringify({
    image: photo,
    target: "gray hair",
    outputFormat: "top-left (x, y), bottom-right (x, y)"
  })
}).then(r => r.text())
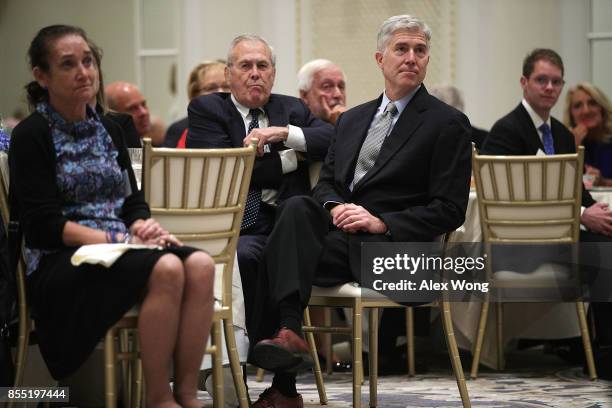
top-left (297, 59), bottom-right (344, 92)
top-left (377, 14), bottom-right (432, 52)
top-left (429, 84), bottom-right (465, 112)
top-left (227, 34), bottom-right (276, 67)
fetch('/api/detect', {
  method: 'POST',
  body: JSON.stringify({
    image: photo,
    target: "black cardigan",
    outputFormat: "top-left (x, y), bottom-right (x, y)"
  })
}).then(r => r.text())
top-left (8, 111), bottom-right (150, 251)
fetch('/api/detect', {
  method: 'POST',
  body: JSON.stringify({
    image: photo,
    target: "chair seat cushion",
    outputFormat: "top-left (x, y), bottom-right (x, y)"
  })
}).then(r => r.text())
top-left (311, 282), bottom-right (388, 299)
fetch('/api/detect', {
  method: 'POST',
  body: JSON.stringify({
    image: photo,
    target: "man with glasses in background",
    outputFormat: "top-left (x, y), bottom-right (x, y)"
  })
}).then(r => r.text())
top-left (482, 48), bottom-right (612, 237)
top-left (482, 48), bottom-right (612, 378)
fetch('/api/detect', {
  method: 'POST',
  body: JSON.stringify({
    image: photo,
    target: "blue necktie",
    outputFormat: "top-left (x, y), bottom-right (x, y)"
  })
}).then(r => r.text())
top-left (539, 123), bottom-right (554, 155)
top-left (241, 109), bottom-right (262, 230)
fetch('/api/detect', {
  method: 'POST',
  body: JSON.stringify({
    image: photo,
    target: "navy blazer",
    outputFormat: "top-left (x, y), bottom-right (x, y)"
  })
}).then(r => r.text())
top-left (186, 92), bottom-right (333, 202)
top-left (482, 103), bottom-right (595, 207)
top-left (313, 86), bottom-right (472, 242)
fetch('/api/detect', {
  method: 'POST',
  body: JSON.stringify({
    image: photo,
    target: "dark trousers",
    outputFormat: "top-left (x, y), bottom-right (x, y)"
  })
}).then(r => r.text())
top-left (246, 195), bottom-right (392, 347)
top-left (237, 203), bottom-right (275, 325)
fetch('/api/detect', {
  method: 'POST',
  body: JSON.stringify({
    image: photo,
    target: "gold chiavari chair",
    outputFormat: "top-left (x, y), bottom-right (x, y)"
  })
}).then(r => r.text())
top-left (142, 138), bottom-right (255, 408)
top-left (470, 146), bottom-right (596, 380)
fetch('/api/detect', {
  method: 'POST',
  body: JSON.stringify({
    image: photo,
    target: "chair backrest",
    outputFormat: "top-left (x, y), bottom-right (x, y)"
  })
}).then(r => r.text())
top-left (472, 147), bottom-right (584, 244)
top-left (141, 138), bottom-right (256, 307)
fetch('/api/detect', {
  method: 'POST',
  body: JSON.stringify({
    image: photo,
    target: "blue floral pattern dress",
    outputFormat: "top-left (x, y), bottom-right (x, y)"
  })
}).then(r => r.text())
top-left (25, 103), bottom-right (131, 275)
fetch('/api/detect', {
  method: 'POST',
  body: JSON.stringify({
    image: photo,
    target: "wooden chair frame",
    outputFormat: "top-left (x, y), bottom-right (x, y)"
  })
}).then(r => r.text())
top-left (470, 146), bottom-right (596, 380)
top-left (142, 138), bottom-right (255, 408)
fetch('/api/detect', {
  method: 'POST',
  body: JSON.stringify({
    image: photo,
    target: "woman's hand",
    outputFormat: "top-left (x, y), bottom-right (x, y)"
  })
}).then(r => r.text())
top-left (130, 231), bottom-right (183, 247)
top-left (129, 218), bottom-right (183, 247)
top-left (571, 123), bottom-right (588, 147)
top-left (130, 218), bottom-right (165, 241)
top-left (585, 164), bottom-right (602, 187)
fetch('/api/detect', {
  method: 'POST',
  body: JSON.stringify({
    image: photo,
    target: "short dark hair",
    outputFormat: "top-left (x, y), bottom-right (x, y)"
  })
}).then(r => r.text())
top-left (522, 48), bottom-right (564, 78)
top-left (25, 24), bottom-right (91, 108)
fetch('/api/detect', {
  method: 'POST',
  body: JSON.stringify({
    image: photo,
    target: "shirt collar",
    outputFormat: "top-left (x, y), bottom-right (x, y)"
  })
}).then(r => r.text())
top-left (231, 94), bottom-right (265, 120)
top-left (381, 84), bottom-right (421, 116)
top-left (521, 98), bottom-right (551, 130)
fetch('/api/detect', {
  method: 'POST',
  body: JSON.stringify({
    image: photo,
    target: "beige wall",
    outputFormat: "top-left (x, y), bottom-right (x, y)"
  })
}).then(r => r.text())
top-left (0, 0), bottom-right (597, 132)
top-left (456, 0), bottom-right (591, 129)
top-left (0, 0), bottom-right (136, 116)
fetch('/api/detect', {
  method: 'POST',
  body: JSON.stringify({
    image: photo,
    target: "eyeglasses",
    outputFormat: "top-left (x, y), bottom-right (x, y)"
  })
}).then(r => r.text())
top-left (531, 75), bottom-right (565, 88)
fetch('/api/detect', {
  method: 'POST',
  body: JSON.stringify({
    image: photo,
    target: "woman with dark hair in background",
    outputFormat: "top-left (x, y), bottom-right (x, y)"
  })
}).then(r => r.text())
top-left (564, 82), bottom-right (612, 187)
top-left (9, 25), bottom-right (214, 408)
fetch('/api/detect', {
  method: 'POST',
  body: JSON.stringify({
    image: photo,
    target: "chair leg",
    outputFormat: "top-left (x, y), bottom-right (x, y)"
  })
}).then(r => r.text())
top-left (470, 296), bottom-right (489, 379)
top-left (255, 367), bottom-right (265, 382)
top-left (495, 302), bottom-right (504, 370)
top-left (304, 308), bottom-right (328, 405)
top-left (440, 301), bottom-right (471, 408)
top-left (368, 308), bottom-right (379, 408)
top-left (131, 338), bottom-right (143, 408)
top-left (222, 319), bottom-right (250, 408)
top-left (576, 302), bottom-right (597, 380)
top-left (119, 329), bottom-right (131, 408)
top-left (105, 328), bottom-right (117, 408)
top-left (406, 307), bottom-right (415, 377)
top-left (211, 320), bottom-right (224, 408)
top-left (352, 303), bottom-right (362, 408)
top-left (324, 307), bottom-right (333, 375)
top-left (12, 316), bottom-right (30, 390)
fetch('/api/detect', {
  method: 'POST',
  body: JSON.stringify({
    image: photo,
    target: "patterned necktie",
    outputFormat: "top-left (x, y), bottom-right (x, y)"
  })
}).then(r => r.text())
top-left (241, 109), bottom-right (262, 230)
top-left (351, 101), bottom-right (398, 189)
top-left (539, 123), bottom-right (555, 155)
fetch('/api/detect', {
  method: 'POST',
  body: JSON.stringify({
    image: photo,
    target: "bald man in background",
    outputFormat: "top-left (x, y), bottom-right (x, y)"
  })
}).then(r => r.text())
top-left (106, 81), bottom-right (164, 146)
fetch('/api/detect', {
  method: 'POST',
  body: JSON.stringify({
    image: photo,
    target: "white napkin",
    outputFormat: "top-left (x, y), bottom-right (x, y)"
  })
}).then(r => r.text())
top-left (71, 243), bottom-right (160, 267)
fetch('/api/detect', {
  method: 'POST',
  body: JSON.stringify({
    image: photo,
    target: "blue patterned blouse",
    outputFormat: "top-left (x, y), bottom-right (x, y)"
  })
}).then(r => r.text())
top-left (25, 102), bottom-right (130, 274)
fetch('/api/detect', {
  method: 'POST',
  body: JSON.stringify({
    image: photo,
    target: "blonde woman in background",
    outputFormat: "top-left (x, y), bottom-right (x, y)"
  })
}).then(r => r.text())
top-left (564, 82), bottom-right (612, 187)
top-left (164, 60), bottom-right (229, 147)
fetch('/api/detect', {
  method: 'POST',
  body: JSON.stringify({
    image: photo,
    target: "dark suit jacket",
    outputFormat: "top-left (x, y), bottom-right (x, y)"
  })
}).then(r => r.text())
top-left (104, 112), bottom-right (142, 148)
top-left (482, 103), bottom-right (595, 207)
top-left (164, 117), bottom-right (188, 147)
top-left (187, 92), bottom-right (333, 202)
top-left (313, 86), bottom-right (472, 242)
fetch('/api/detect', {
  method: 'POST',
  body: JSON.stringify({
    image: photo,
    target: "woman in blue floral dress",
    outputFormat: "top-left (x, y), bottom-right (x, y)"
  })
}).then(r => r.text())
top-left (9, 25), bottom-right (214, 408)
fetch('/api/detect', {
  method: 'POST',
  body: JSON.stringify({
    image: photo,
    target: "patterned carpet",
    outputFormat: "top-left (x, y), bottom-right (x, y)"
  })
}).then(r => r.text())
top-left (199, 350), bottom-right (612, 407)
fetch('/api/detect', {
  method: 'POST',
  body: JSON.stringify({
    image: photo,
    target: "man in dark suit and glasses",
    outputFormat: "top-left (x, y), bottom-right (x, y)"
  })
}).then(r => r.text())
top-left (481, 48), bottom-right (612, 238)
top-left (186, 35), bottom-right (333, 323)
top-left (482, 48), bottom-right (612, 373)
top-left (247, 15), bottom-right (472, 407)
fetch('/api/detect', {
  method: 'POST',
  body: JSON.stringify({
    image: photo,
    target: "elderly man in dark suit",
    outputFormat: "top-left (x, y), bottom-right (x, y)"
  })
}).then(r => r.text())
top-left (247, 15), bottom-right (472, 407)
top-left (186, 35), bottom-right (333, 328)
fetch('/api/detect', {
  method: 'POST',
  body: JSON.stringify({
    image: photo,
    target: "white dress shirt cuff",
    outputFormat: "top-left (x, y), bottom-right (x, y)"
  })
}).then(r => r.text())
top-left (323, 200), bottom-right (344, 211)
top-left (285, 125), bottom-right (307, 152)
top-left (279, 149), bottom-right (298, 174)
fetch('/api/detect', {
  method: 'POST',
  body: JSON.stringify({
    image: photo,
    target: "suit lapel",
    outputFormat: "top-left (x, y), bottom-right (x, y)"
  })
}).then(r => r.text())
top-left (337, 98), bottom-right (380, 187)
top-left (515, 104), bottom-right (545, 154)
top-left (352, 88), bottom-right (427, 192)
top-left (224, 96), bottom-right (248, 146)
top-left (264, 96), bottom-right (286, 127)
